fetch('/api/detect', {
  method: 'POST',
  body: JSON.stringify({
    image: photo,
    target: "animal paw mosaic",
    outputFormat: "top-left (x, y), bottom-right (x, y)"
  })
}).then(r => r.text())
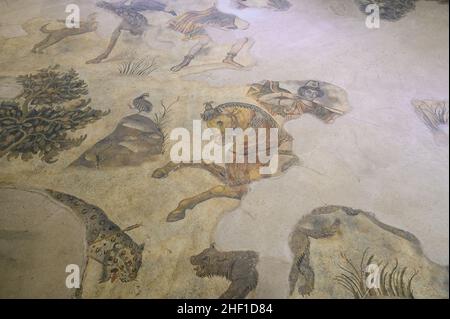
top-left (0, 0), bottom-right (448, 300)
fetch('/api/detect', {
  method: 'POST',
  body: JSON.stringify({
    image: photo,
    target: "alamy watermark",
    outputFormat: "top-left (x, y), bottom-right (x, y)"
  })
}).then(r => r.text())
top-left (169, 120), bottom-right (280, 175)
top-left (65, 264), bottom-right (80, 289)
top-left (65, 4), bottom-right (80, 29)
top-left (365, 263), bottom-right (381, 289)
top-left (365, 4), bottom-right (380, 29)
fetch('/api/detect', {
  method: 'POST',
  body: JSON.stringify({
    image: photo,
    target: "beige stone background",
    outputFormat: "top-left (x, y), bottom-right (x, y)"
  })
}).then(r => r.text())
top-left (0, 0), bottom-right (448, 298)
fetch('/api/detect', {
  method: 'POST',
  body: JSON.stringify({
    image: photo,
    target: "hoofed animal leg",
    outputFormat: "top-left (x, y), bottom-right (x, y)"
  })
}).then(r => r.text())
top-left (166, 184), bottom-right (247, 222)
top-left (152, 161), bottom-right (227, 183)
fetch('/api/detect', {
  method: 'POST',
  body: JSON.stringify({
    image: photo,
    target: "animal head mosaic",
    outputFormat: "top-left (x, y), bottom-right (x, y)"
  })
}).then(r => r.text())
top-left (191, 244), bottom-right (259, 299)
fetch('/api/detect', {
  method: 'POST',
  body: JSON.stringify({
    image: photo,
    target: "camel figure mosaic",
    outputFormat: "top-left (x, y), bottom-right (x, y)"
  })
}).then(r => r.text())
top-left (152, 81), bottom-right (350, 223)
top-left (152, 100), bottom-right (300, 222)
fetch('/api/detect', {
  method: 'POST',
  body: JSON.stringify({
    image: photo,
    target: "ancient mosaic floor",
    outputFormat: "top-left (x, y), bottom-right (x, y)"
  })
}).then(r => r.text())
top-left (0, 0), bottom-right (448, 299)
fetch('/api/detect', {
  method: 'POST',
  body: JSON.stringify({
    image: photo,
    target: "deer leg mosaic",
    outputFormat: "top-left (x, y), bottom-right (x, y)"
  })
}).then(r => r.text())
top-left (165, 184), bottom-right (248, 222)
top-left (152, 161), bottom-right (228, 182)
